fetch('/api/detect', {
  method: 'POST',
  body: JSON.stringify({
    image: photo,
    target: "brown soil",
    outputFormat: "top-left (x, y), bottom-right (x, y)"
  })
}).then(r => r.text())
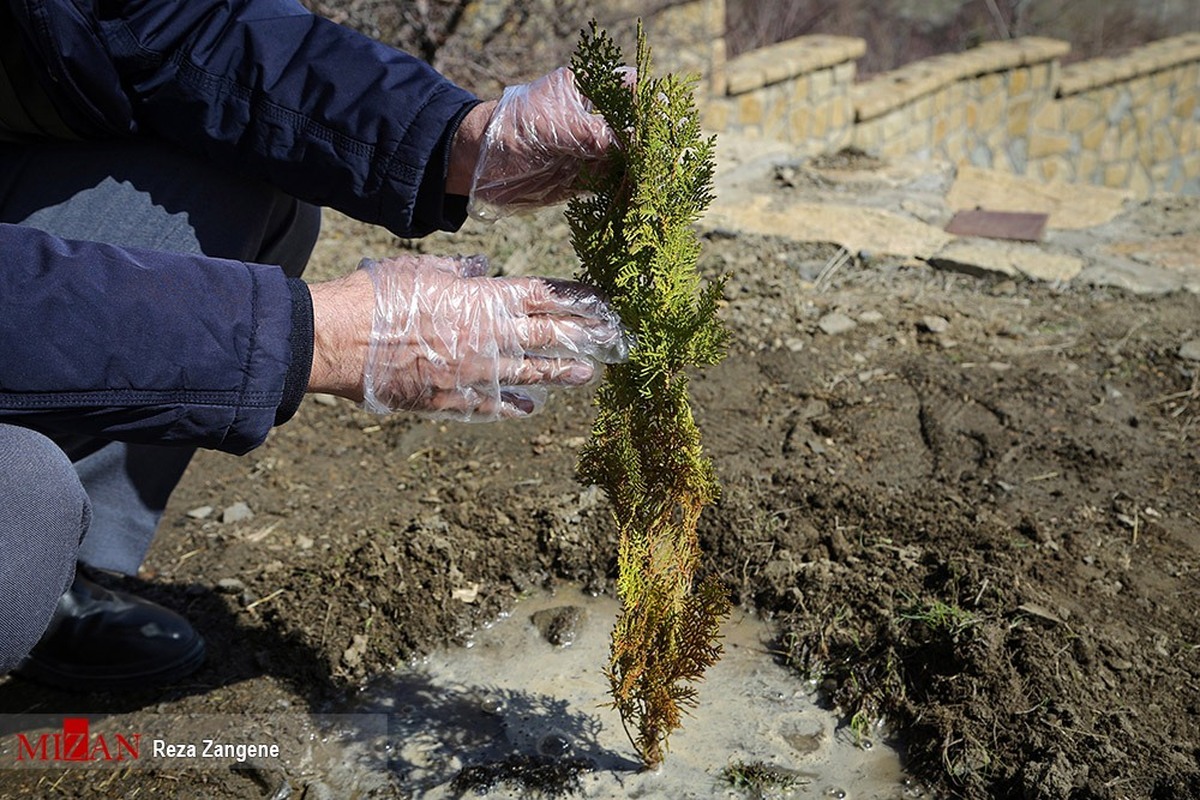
top-left (1, 192), bottom-right (1198, 798)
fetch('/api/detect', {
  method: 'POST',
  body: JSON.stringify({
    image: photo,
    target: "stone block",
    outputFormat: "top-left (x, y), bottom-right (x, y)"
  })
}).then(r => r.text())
top-left (1185, 152), bottom-right (1200, 179)
top-left (1029, 131), bottom-right (1072, 158)
top-left (1007, 98), bottom-right (1032, 137)
top-left (1129, 165), bottom-right (1153, 197)
top-left (1174, 93), bottom-right (1197, 121)
top-left (1104, 162), bottom-right (1130, 187)
top-left (764, 94), bottom-right (787, 139)
top-left (978, 73), bottom-right (1003, 96)
top-left (852, 118), bottom-right (881, 151)
top-left (1081, 119), bottom-right (1107, 151)
top-left (791, 76), bottom-right (811, 107)
top-left (1118, 131), bottom-right (1138, 160)
top-left (1101, 128), bottom-right (1121, 160)
top-left (1038, 154), bottom-right (1073, 182)
top-left (811, 102), bottom-right (830, 139)
top-left (810, 67), bottom-right (834, 101)
top-left (1076, 150), bottom-right (1099, 182)
top-left (1130, 77), bottom-right (1153, 106)
top-left (1153, 126), bottom-right (1176, 162)
top-left (934, 115), bottom-right (949, 145)
top-left (1030, 63), bottom-right (1050, 90)
top-left (830, 97), bottom-right (849, 130)
top-left (703, 99), bottom-right (731, 132)
top-left (978, 94), bottom-right (1006, 130)
top-left (1008, 67), bottom-right (1031, 96)
top-left (1151, 91), bottom-right (1171, 125)
top-left (1065, 100), bottom-right (1100, 133)
top-left (1033, 101), bottom-right (1064, 133)
top-left (1180, 151), bottom-right (1200, 178)
top-left (789, 105), bottom-right (812, 141)
top-left (738, 92), bottom-right (765, 127)
top-left (881, 109), bottom-right (908, 142)
top-left (726, 66), bottom-right (765, 96)
top-left (914, 94), bottom-right (934, 120)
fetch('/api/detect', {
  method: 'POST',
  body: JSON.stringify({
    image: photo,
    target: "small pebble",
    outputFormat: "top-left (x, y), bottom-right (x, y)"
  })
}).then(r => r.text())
top-left (817, 312), bottom-right (857, 336)
top-left (186, 505), bottom-right (213, 520)
top-left (222, 501), bottom-right (254, 524)
top-left (216, 578), bottom-right (246, 594)
top-left (920, 315), bottom-right (950, 334)
top-left (1178, 339), bottom-right (1200, 362)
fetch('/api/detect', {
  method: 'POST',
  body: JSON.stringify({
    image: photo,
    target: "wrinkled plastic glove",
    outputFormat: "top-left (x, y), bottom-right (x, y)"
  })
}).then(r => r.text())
top-left (469, 67), bottom-right (618, 220)
top-left (360, 255), bottom-right (629, 422)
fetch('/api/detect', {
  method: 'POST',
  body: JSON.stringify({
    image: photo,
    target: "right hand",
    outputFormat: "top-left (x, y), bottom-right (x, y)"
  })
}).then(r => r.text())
top-left (344, 254), bottom-right (627, 421)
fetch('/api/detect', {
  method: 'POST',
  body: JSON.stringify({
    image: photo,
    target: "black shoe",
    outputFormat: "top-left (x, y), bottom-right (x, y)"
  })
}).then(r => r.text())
top-left (12, 569), bottom-right (205, 692)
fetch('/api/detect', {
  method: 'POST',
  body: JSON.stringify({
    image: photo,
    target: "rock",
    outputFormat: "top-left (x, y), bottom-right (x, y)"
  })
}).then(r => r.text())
top-left (1179, 340), bottom-right (1200, 361)
top-left (784, 336), bottom-right (806, 352)
top-left (930, 240), bottom-right (1083, 282)
top-left (531, 605), bottom-right (587, 647)
top-left (186, 505), bottom-right (213, 520)
top-left (216, 578), bottom-right (246, 594)
top-left (452, 582), bottom-right (481, 603)
top-left (310, 393), bottom-right (338, 407)
top-left (857, 310), bottom-right (884, 325)
top-left (817, 312), bottom-right (858, 336)
top-left (221, 502), bottom-right (254, 524)
top-left (342, 633), bottom-right (369, 669)
top-left (705, 195), bottom-right (953, 258)
top-left (947, 164), bottom-right (1128, 229)
top-left (920, 315), bottom-right (951, 333)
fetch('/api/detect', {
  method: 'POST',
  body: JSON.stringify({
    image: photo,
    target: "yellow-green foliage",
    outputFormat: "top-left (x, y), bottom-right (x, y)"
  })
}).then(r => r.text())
top-left (567, 22), bottom-right (730, 768)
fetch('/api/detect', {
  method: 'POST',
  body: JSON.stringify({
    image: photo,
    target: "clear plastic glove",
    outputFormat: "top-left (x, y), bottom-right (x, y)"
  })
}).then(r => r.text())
top-left (360, 254), bottom-right (629, 421)
top-left (469, 67), bottom-right (618, 220)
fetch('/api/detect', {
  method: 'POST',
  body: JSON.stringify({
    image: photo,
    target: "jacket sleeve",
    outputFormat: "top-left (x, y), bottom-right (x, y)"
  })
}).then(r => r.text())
top-left (0, 223), bottom-right (313, 454)
top-left (19, 0), bottom-right (480, 237)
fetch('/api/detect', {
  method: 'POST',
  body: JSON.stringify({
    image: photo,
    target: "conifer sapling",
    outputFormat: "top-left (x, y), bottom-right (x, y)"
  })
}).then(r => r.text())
top-left (567, 22), bottom-right (730, 768)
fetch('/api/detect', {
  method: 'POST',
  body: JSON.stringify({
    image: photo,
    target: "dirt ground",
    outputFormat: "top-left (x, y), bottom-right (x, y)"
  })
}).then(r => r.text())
top-left (1, 173), bottom-right (1198, 798)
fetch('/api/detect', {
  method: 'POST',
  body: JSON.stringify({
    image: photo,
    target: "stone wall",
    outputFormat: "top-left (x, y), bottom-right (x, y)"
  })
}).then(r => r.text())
top-left (649, 0), bottom-right (1200, 197)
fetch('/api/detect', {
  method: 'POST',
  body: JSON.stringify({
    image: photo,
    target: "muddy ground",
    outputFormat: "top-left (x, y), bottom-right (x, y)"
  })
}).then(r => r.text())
top-left (1, 173), bottom-right (1198, 799)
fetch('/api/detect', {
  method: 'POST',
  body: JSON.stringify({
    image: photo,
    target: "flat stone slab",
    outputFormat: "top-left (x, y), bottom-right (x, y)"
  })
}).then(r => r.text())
top-left (930, 240), bottom-right (1084, 282)
top-left (707, 194), bottom-right (953, 257)
top-left (946, 165), bottom-right (1129, 230)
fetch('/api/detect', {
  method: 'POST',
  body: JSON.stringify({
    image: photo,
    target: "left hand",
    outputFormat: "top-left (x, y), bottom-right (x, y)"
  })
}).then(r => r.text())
top-left (450, 68), bottom-right (619, 220)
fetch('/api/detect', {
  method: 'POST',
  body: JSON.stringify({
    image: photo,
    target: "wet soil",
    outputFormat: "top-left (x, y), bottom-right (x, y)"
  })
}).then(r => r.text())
top-left (0, 189), bottom-right (1198, 799)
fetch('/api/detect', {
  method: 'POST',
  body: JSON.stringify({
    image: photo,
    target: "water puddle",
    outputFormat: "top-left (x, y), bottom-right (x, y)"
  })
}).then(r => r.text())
top-left (336, 587), bottom-right (920, 799)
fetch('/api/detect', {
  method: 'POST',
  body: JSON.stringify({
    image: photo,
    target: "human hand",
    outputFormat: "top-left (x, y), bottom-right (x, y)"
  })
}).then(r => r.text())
top-left (347, 254), bottom-right (627, 421)
top-left (453, 67), bottom-right (620, 220)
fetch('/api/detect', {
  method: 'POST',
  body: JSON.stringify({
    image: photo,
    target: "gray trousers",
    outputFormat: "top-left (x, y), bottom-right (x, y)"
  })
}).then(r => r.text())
top-left (0, 140), bottom-right (320, 670)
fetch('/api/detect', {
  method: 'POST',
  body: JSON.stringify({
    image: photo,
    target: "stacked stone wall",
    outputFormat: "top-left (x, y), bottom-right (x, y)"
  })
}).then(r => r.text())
top-left (639, 0), bottom-right (1200, 197)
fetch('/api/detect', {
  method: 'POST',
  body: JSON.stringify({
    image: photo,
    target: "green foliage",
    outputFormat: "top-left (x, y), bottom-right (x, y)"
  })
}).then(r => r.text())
top-left (567, 21), bottom-right (730, 767)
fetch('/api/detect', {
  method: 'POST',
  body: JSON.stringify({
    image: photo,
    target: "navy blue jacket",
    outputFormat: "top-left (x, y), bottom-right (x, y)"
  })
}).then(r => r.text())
top-left (0, 0), bottom-right (480, 453)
